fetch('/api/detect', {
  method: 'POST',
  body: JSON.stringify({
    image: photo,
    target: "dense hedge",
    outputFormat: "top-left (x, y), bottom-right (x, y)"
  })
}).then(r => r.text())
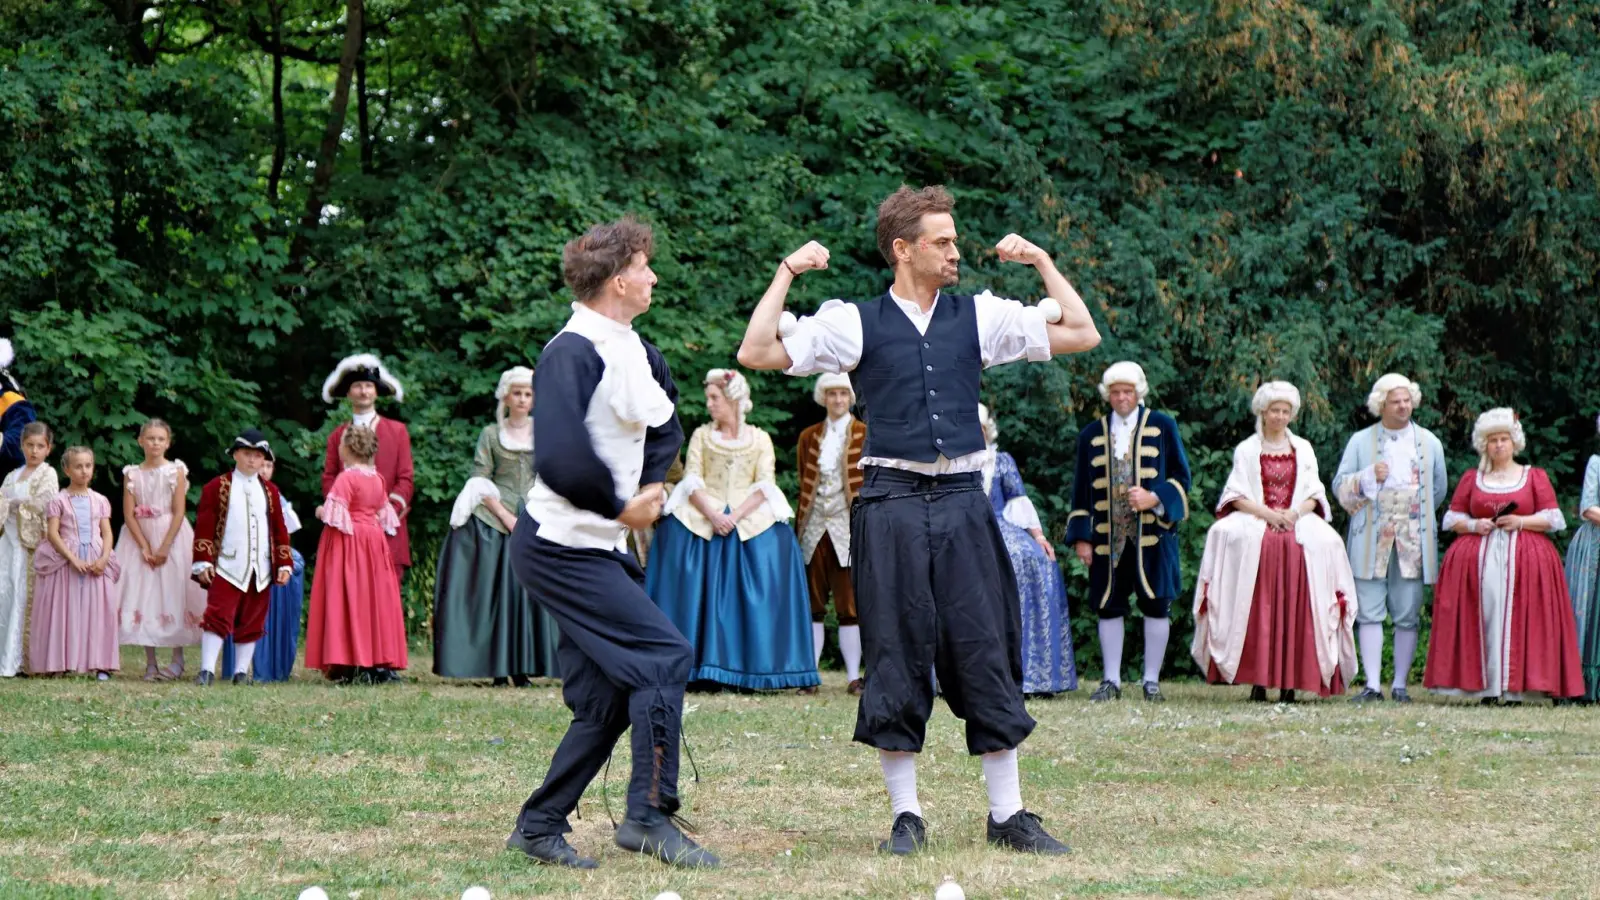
top-left (5, 1), bottom-right (1598, 676)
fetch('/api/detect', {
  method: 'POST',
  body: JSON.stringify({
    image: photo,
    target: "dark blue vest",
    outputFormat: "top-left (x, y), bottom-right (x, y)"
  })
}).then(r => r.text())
top-left (854, 292), bottom-right (985, 463)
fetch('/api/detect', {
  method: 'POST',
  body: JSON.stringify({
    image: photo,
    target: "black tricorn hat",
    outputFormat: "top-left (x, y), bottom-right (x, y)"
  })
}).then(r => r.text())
top-left (321, 353), bottom-right (405, 404)
top-left (228, 428), bottom-right (275, 463)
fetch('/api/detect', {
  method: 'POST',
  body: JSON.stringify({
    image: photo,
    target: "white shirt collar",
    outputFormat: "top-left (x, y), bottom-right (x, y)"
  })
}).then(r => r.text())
top-left (351, 409), bottom-right (378, 428)
top-left (566, 301), bottom-right (637, 340)
top-left (825, 412), bottom-right (852, 434)
top-left (232, 468), bottom-right (261, 485)
top-left (888, 288), bottom-right (941, 318)
top-left (1112, 408), bottom-right (1140, 429)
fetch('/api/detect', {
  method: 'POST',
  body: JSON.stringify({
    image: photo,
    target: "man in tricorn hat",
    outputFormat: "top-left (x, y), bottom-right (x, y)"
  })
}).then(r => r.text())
top-left (191, 429), bottom-right (294, 685)
top-left (319, 354), bottom-right (415, 586)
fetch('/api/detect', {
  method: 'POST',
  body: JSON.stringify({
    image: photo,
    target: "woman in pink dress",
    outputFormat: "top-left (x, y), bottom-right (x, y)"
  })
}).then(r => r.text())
top-left (1192, 382), bottom-right (1358, 701)
top-left (29, 446), bottom-right (121, 677)
top-left (304, 426), bottom-right (408, 683)
top-left (1424, 408), bottom-right (1584, 704)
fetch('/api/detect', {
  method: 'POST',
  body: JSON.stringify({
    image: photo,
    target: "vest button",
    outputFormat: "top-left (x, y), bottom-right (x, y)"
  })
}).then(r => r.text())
top-left (925, 365), bottom-right (932, 372)
top-left (932, 414), bottom-right (939, 420)
top-left (923, 342), bottom-right (930, 349)
top-left (928, 390), bottom-right (936, 396)
top-left (935, 438), bottom-right (943, 445)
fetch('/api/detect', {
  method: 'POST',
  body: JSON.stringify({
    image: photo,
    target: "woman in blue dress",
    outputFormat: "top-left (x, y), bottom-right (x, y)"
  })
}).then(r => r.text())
top-left (981, 405), bottom-right (1077, 696)
top-left (646, 369), bottom-right (819, 692)
top-left (1565, 413), bottom-right (1600, 702)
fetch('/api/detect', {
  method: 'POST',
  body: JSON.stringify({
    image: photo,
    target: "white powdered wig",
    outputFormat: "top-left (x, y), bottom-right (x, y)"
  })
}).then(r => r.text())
top-left (0, 338), bottom-right (13, 370)
top-left (321, 353), bottom-right (405, 404)
top-left (705, 368), bottom-right (753, 418)
top-left (1366, 373), bottom-right (1422, 418)
top-left (1471, 407), bottom-right (1526, 471)
top-left (1098, 361), bottom-right (1149, 402)
top-left (812, 372), bottom-right (855, 407)
top-left (495, 365), bottom-right (535, 429)
top-left (1251, 381), bottom-right (1301, 434)
top-left (978, 403), bottom-right (998, 445)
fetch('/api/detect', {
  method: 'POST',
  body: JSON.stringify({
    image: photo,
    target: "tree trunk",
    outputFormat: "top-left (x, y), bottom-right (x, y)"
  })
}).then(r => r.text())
top-left (358, 54), bottom-right (372, 174)
top-left (266, 0), bottom-right (287, 203)
top-left (289, 0), bottom-right (364, 269)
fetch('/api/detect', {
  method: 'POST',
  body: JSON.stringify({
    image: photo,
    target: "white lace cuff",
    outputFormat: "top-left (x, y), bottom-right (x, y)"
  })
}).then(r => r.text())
top-left (750, 481), bottom-right (795, 522)
top-left (1536, 508), bottom-right (1567, 533)
top-left (1441, 510), bottom-right (1474, 532)
top-left (663, 475), bottom-right (706, 517)
top-left (1002, 495), bottom-right (1042, 532)
top-left (449, 477), bottom-right (502, 528)
top-left (1359, 466), bottom-right (1380, 500)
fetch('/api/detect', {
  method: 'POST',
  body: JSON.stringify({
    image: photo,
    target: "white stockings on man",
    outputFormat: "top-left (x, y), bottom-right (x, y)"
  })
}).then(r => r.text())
top-left (1391, 627), bottom-right (1418, 690)
top-left (199, 632), bottom-right (224, 675)
top-left (1098, 617), bottom-right (1124, 685)
top-left (838, 624), bottom-right (862, 681)
top-left (1358, 622), bottom-right (1385, 690)
top-left (878, 748), bottom-right (1023, 822)
top-left (1142, 616), bottom-right (1170, 685)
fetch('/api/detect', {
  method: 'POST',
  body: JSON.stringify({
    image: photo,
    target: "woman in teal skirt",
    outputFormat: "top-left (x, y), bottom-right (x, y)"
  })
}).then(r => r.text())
top-left (432, 366), bottom-right (560, 685)
top-left (646, 369), bottom-right (819, 692)
top-left (1565, 414), bottom-right (1600, 702)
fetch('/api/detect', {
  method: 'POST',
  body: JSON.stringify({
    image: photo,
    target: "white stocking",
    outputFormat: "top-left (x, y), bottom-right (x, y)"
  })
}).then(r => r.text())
top-left (981, 748), bottom-right (1023, 822)
top-left (1098, 617), bottom-right (1124, 686)
top-left (200, 632), bottom-right (224, 674)
top-left (1142, 616), bottom-right (1170, 685)
top-left (879, 750), bottom-right (922, 818)
top-left (1358, 622), bottom-right (1385, 690)
top-left (812, 622), bottom-right (825, 669)
top-left (1392, 628), bottom-right (1418, 689)
top-left (838, 625), bottom-right (862, 681)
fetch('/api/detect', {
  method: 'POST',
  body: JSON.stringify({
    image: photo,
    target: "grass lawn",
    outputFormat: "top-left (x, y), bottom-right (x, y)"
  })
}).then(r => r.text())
top-left (2, 647), bottom-right (1598, 899)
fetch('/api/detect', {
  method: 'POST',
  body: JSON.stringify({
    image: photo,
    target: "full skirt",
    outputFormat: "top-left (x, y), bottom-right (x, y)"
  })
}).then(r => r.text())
top-left (1204, 529), bottom-right (1349, 696)
top-left (1425, 530), bottom-right (1583, 699)
top-left (115, 517), bottom-right (206, 647)
top-left (646, 517), bottom-right (819, 690)
top-left (0, 529), bottom-right (32, 676)
top-left (28, 558), bottom-right (120, 674)
top-left (433, 517), bottom-right (560, 679)
top-left (222, 548), bottom-right (306, 682)
top-left (305, 526), bottom-right (408, 671)
top-left (1566, 522), bottom-right (1600, 701)
top-left (997, 519), bottom-right (1077, 693)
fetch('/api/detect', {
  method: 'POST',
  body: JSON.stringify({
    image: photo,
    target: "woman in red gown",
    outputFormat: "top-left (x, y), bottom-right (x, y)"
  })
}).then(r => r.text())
top-left (1424, 408), bottom-right (1583, 704)
top-left (1192, 382), bottom-right (1358, 701)
top-left (305, 426), bottom-right (409, 683)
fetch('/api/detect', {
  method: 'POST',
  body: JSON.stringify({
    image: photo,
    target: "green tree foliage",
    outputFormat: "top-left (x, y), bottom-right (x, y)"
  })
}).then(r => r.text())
top-left (4, 1), bottom-right (1598, 670)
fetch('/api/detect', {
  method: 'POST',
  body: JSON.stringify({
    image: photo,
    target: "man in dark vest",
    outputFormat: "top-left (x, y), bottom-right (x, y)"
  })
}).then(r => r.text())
top-left (737, 185), bottom-right (1100, 856)
top-left (0, 339), bottom-right (39, 484)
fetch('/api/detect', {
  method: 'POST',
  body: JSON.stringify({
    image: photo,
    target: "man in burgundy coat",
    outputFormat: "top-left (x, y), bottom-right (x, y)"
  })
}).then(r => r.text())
top-left (319, 354), bottom-right (415, 586)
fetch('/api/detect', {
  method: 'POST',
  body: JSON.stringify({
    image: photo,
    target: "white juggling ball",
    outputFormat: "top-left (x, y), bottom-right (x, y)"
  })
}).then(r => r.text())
top-left (934, 877), bottom-right (966, 900)
top-left (777, 310), bottom-right (798, 338)
top-left (1038, 297), bottom-right (1063, 324)
top-left (461, 888), bottom-right (491, 900)
top-left (297, 889), bottom-right (329, 900)
top-left (653, 893), bottom-right (683, 900)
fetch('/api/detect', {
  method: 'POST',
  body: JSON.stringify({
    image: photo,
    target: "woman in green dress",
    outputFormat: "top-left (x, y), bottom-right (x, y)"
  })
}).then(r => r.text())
top-left (433, 366), bottom-right (559, 684)
top-left (1565, 413), bottom-right (1600, 702)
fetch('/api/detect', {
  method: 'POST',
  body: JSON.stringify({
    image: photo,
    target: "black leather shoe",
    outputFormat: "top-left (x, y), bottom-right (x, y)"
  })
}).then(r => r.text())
top-left (847, 678), bottom-right (865, 696)
top-left (1089, 680), bottom-right (1122, 702)
top-left (506, 830), bottom-right (598, 869)
top-left (1277, 689), bottom-right (1297, 703)
top-left (231, 673), bottom-right (252, 686)
top-left (1142, 681), bottom-right (1166, 703)
top-left (877, 811), bottom-right (927, 856)
top-left (1391, 687), bottom-right (1412, 703)
top-left (987, 810), bottom-right (1071, 855)
top-left (614, 815), bottom-right (720, 868)
top-left (194, 670), bottom-right (215, 686)
top-left (1349, 687), bottom-right (1385, 704)
top-left (1249, 686), bottom-right (1268, 703)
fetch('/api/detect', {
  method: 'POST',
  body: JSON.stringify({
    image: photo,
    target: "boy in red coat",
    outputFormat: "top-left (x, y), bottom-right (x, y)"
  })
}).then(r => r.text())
top-left (319, 354), bottom-right (415, 586)
top-left (192, 429), bottom-right (293, 685)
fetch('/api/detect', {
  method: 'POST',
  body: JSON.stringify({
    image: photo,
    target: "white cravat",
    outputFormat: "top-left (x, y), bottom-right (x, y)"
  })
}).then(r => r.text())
top-left (351, 410), bottom-right (378, 428)
top-left (1110, 409), bottom-right (1139, 458)
top-left (817, 413), bottom-right (852, 484)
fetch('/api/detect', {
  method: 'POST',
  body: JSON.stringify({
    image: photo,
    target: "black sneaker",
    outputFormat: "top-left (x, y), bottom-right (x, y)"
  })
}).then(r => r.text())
top-left (1142, 681), bottom-right (1165, 703)
top-left (506, 830), bottom-right (598, 869)
top-left (1391, 687), bottom-right (1412, 703)
top-left (614, 815), bottom-right (720, 869)
top-left (1089, 680), bottom-right (1122, 702)
top-left (1349, 687), bottom-right (1385, 704)
top-left (194, 670), bottom-right (215, 686)
top-left (987, 810), bottom-right (1071, 855)
top-left (877, 811), bottom-right (927, 856)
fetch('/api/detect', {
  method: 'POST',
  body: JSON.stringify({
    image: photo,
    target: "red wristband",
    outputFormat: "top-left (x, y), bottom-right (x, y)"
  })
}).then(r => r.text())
top-left (782, 259), bottom-right (798, 276)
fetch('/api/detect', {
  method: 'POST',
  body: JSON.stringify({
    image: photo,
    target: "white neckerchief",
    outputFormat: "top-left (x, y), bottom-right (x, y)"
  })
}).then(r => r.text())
top-left (351, 410), bottom-right (378, 428)
top-left (563, 302), bottom-right (674, 428)
top-left (818, 413), bottom-right (852, 470)
top-left (1111, 408), bottom-right (1140, 457)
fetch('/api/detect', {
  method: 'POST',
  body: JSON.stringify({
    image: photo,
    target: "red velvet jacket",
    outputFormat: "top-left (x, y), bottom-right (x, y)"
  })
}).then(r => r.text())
top-left (192, 472), bottom-right (293, 587)
top-left (323, 415), bottom-right (415, 567)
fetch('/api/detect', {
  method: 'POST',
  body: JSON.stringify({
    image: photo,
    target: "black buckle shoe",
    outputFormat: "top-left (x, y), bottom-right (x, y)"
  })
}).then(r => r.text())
top-left (506, 830), bottom-right (598, 869)
top-left (877, 811), bottom-right (927, 856)
top-left (1391, 687), bottom-right (1412, 703)
top-left (614, 815), bottom-right (720, 869)
top-left (1277, 689), bottom-right (1296, 704)
top-left (1142, 681), bottom-right (1165, 703)
top-left (1089, 680), bottom-right (1122, 702)
top-left (1349, 687), bottom-right (1385, 704)
top-left (1249, 686), bottom-right (1268, 703)
top-left (987, 810), bottom-right (1071, 855)
top-left (195, 670), bottom-right (215, 686)
top-left (231, 673), bottom-right (253, 686)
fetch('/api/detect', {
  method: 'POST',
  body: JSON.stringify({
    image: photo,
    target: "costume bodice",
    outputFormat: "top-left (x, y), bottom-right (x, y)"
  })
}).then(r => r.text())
top-left (1261, 450), bottom-right (1297, 511)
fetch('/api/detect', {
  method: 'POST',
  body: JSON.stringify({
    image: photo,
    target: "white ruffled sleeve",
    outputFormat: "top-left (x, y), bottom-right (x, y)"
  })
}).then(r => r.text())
top-left (749, 481), bottom-right (795, 522)
top-left (781, 300), bottom-right (863, 376)
top-left (663, 474), bottom-right (706, 517)
top-left (449, 476), bottom-right (502, 528)
top-left (1002, 494), bottom-right (1042, 532)
top-left (1441, 510), bottom-right (1474, 533)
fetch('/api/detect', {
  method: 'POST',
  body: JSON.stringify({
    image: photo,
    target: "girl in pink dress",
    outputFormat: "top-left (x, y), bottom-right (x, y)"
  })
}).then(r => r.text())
top-left (115, 419), bottom-right (207, 680)
top-left (29, 446), bottom-right (121, 677)
top-left (304, 426), bottom-right (408, 683)
top-left (1424, 408), bottom-right (1584, 703)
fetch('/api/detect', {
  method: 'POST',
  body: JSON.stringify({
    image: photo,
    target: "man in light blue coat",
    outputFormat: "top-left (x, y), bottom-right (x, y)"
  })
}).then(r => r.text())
top-left (1332, 373), bottom-right (1449, 703)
